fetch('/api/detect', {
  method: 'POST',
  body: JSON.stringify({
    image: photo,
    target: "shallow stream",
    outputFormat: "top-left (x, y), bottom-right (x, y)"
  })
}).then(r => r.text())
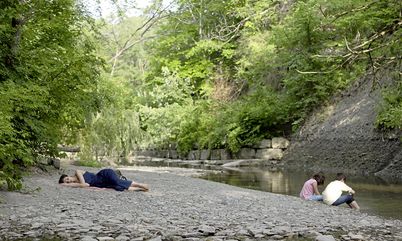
top-left (199, 167), bottom-right (402, 220)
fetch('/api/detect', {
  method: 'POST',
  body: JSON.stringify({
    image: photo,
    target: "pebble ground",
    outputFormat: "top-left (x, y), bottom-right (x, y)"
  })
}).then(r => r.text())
top-left (0, 166), bottom-right (401, 241)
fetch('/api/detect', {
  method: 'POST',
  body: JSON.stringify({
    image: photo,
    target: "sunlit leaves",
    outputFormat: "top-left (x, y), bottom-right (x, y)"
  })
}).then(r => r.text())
top-left (0, 0), bottom-right (103, 189)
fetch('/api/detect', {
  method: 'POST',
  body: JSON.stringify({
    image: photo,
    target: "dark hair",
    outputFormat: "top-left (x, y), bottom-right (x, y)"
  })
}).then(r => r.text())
top-left (312, 173), bottom-right (325, 185)
top-left (336, 173), bottom-right (346, 181)
top-left (59, 174), bottom-right (68, 184)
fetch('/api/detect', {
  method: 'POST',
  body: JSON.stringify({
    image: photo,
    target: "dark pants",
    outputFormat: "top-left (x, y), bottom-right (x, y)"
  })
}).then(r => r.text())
top-left (97, 169), bottom-right (132, 191)
top-left (332, 194), bottom-right (354, 206)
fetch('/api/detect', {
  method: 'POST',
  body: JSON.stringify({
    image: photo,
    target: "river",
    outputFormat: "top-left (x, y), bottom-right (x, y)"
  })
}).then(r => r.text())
top-left (199, 167), bottom-right (402, 220)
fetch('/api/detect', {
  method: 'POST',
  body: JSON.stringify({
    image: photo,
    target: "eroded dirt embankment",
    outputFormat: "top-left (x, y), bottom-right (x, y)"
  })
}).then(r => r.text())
top-left (283, 75), bottom-right (402, 181)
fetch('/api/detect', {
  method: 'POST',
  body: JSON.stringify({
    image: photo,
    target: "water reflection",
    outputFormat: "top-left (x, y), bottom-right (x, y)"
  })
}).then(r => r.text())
top-left (200, 167), bottom-right (402, 220)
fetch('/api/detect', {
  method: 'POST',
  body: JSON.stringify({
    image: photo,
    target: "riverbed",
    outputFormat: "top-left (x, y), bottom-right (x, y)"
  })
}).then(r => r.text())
top-left (199, 167), bottom-right (402, 220)
top-left (1, 165), bottom-right (402, 240)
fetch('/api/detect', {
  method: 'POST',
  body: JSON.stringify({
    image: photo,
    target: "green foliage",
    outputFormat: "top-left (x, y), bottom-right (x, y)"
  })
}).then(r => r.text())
top-left (78, 73), bottom-right (148, 163)
top-left (175, 87), bottom-right (291, 154)
top-left (146, 0), bottom-right (243, 99)
top-left (0, 0), bottom-right (103, 190)
top-left (136, 69), bottom-right (195, 148)
top-left (98, 0), bottom-right (400, 156)
top-left (224, 88), bottom-right (291, 152)
top-left (377, 76), bottom-right (402, 130)
top-left (3, 0), bottom-right (399, 188)
top-left (237, 0), bottom-right (400, 126)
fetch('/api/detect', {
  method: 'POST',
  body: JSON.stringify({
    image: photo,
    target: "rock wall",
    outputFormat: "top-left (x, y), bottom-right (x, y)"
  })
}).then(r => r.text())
top-left (133, 137), bottom-right (290, 165)
top-left (282, 76), bottom-right (402, 181)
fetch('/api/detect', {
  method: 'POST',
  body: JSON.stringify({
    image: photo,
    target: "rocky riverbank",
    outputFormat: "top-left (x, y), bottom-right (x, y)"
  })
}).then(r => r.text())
top-left (1, 166), bottom-right (402, 241)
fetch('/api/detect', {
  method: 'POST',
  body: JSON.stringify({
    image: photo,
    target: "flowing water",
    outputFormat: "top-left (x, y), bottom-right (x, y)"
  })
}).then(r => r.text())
top-left (199, 167), bottom-right (402, 220)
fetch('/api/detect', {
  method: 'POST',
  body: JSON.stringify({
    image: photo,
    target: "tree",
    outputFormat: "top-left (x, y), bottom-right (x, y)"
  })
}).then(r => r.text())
top-left (0, 0), bottom-right (103, 190)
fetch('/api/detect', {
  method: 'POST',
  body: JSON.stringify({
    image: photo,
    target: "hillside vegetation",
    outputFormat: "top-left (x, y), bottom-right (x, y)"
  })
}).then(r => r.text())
top-left (1, 0), bottom-right (401, 189)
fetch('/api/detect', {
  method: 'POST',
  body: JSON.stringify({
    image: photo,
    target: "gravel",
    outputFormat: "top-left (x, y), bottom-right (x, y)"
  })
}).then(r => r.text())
top-left (0, 166), bottom-right (401, 241)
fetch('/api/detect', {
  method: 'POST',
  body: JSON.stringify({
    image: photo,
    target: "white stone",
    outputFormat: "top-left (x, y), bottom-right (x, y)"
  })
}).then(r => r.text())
top-left (97, 237), bottom-right (114, 241)
top-left (349, 234), bottom-right (365, 240)
top-left (255, 148), bottom-right (283, 160)
top-left (81, 236), bottom-right (97, 241)
top-left (272, 137), bottom-right (290, 149)
top-left (115, 235), bottom-right (130, 241)
top-left (198, 224), bottom-right (216, 234)
top-left (316, 234), bottom-right (336, 241)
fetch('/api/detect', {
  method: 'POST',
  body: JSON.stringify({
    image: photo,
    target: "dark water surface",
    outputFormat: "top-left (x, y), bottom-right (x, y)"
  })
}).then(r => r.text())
top-left (199, 167), bottom-right (402, 220)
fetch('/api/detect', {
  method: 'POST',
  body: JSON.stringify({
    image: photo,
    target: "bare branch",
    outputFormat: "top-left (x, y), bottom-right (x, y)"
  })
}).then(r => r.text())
top-left (107, 1), bottom-right (174, 75)
top-left (352, 20), bottom-right (401, 50)
top-left (218, 8), bottom-right (272, 43)
top-left (344, 37), bottom-right (357, 54)
top-left (319, 5), bottom-right (327, 17)
top-left (295, 69), bottom-right (333, 74)
top-left (330, 1), bottom-right (378, 23)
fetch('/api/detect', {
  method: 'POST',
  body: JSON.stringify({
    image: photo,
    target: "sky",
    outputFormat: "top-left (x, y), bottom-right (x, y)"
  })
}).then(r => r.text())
top-left (83, 0), bottom-right (153, 18)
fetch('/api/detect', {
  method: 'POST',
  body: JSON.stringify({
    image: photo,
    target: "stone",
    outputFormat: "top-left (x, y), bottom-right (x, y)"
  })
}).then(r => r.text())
top-left (220, 149), bottom-right (231, 160)
top-left (315, 234), bottom-right (336, 241)
top-left (210, 149), bottom-right (221, 160)
top-left (341, 235), bottom-right (351, 240)
top-left (148, 236), bottom-right (162, 241)
top-left (188, 150), bottom-right (200, 160)
top-left (256, 139), bottom-right (272, 148)
top-left (272, 225), bottom-right (291, 235)
top-left (349, 233), bottom-right (365, 240)
top-left (31, 222), bottom-right (43, 229)
top-left (115, 235), bottom-right (130, 241)
top-left (23, 230), bottom-right (39, 236)
top-left (169, 150), bottom-right (178, 159)
top-left (8, 232), bottom-right (23, 238)
top-left (52, 158), bottom-right (61, 169)
top-left (96, 237), bottom-right (114, 241)
top-left (75, 220), bottom-right (94, 227)
top-left (255, 148), bottom-right (283, 160)
top-left (81, 236), bottom-right (97, 241)
top-left (248, 228), bottom-right (263, 236)
top-left (182, 232), bottom-right (202, 238)
top-left (271, 137), bottom-right (290, 149)
top-left (161, 150), bottom-right (169, 158)
top-left (78, 228), bottom-right (91, 233)
top-left (236, 229), bottom-right (250, 236)
top-left (204, 160), bottom-right (223, 165)
top-left (56, 223), bottom-right (77, 229)
top-left (200, 150), bottom-right (210, 160)
top-left (270, 235), bottom-right (284, 240)
top-left (131, 237), bottom-right (144, 241)
top-left (237, 148), bottom-right (256, 159)
top-left (263, 229), bottom-right (276, 236)
top-left (198, 224), bottom-right (216, 235)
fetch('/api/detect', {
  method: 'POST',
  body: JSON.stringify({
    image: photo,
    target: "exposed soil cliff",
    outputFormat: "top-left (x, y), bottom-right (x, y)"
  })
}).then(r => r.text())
top-left (283, 74), bottom-right (402, 181)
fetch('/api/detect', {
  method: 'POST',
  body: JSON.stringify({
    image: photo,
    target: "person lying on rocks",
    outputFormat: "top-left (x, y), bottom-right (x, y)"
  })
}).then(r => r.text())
top-left (58, 168), bottom-right (149, 192)
top-left (322, 173), bottom-right (360, 209)
top-left (300, 173), bottom-right (325, 201)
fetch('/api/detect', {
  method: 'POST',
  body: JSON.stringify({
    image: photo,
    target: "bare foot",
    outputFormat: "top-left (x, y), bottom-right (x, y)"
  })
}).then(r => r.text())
top-left (128, 187), bottom-right (148, 192)
top-left (130, 182), bottom-right (149, 192)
